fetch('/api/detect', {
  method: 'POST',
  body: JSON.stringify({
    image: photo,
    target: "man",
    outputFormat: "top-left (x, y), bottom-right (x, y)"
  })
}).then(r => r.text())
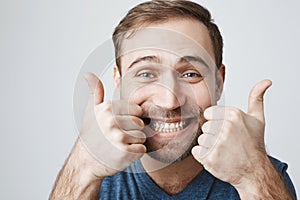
top-left (50, 0), bottom-right (297, 199)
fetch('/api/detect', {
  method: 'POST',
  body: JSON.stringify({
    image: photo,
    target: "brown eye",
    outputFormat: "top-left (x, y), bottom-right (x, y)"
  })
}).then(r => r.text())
top-left (180, 71), bottom-right (204, 83)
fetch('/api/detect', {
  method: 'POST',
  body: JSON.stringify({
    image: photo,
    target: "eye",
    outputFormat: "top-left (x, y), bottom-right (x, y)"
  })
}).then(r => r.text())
top-left (137, 72), bottom-right (155, 78)
top-left (182, 72), bottom-right (202, 78)
top-left (180, 71), bottom-right (203, 83)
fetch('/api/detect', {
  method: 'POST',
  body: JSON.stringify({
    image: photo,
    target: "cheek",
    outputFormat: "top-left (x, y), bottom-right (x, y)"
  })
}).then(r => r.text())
top-left (190, 83), bottom-right (213, 111)
top-left (121, 83), bottom-right (156, 105)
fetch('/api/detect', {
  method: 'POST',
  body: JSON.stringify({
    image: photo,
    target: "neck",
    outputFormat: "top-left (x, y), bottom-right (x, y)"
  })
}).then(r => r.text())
top-left (140, 155), bottom-right (203, 195)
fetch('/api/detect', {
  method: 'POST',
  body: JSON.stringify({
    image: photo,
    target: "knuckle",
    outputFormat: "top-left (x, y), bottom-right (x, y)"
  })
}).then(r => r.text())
top-left (131, 131), bottom-right (146, 143)
top-left (227, 107), bottom-right (242, 121)
top-left (135, 145), bottom-right (146, 153)
top-left (122, 145), bottom-right (130, 153)
top-left (142, 138), bottom-right (146, 144)
top-left (201, 122), bottom-right (208, 132)
top-left (204, 155), bottom-right (214, 166)
top-left (105, 115), bottom-right (116, 129)
top-left (141, 145), bottom-right (147, 154)
top-left (109, 131), bottom-right (124, 143)
top-left (138, 138), bottom-right (146, 144)
top-left (201, 121), bottom-right (211, 133)
top-left (223, 120), bottom-right (233, 131)
top-left (118, 133), bottom-right (127, 143)
top-left (98, 101), bottom-right (113, 113)
top-left (219, 132), bottom-right (227, 143)
top-left (197, 135), bottom-right (202, 145)
top-left (130, 116), bottom-right (144, 128)
top-left (94, 103), bottom-right (109, 116)
top-left (137, 133), bottom-right (147, 143)
top-left (123, 145), bottom-right (134, 153)
top-left (136, 106), bottom-right (143, 116)
top-left (220, 121), bottom-right (233, 140)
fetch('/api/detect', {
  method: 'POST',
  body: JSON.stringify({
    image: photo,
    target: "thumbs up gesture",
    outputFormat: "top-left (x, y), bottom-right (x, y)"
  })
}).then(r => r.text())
top-left (78, 72), bottom-right (147, 178)
top-left (192, 80), bottom-right (272, 187)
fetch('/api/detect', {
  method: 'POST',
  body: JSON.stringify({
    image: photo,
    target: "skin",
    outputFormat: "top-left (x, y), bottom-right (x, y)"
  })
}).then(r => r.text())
top-left (49, 19), bottom-right (295, 199)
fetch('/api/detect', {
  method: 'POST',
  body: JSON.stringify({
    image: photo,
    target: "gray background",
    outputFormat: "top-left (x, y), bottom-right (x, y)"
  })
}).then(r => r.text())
top-left (0, 0), bottom-right (299, 199)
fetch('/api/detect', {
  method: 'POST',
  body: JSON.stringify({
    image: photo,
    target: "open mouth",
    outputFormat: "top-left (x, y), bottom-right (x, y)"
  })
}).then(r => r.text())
top-left (142, 118), bottom-right (195, 133)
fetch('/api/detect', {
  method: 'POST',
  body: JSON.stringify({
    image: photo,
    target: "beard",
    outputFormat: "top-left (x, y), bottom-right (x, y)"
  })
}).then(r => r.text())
top-left (145, 126), bottom-right (202, 163)
top-left (142, 104), bottom-right (204, 164)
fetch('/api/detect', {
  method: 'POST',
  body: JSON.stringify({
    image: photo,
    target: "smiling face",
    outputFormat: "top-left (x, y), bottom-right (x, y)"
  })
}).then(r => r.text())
top-left (114, 19), bottom-right (225, 163)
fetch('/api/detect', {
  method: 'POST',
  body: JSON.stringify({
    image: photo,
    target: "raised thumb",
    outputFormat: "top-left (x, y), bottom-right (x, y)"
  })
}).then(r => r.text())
top-left (247, 79), bottom-right (272, 122)
top-left (83, 72), bottom-right (104, 105)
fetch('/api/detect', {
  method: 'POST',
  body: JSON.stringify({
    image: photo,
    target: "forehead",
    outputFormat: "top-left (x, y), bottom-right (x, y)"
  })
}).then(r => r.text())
top-left (119, 19), bottom-right (216, 72)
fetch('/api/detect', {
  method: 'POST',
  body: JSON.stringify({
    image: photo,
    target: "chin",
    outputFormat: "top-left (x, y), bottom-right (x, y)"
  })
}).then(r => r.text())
top-left (146, 141), bottom-right (196, 164)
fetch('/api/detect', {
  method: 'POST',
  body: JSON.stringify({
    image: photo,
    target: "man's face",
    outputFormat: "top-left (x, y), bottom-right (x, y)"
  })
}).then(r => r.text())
top-left (114, 19), bottom-right (224, 163)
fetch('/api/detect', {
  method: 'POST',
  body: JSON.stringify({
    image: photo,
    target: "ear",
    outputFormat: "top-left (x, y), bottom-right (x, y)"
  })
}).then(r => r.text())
top-left (113, 66), bottom-right (121, 88)
top-left (215, 64), bottom-right (225, 101)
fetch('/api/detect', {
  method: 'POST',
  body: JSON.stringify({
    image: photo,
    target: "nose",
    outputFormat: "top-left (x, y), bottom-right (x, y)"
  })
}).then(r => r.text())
top-left (154, 86), bottom-right (180, 110)
top-left (153, 72), bottom-right (185, 110)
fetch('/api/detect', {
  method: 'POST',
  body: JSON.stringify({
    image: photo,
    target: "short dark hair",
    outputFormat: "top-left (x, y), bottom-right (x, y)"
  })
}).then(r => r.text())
top-left (113, 0), bottom-right (223, 72)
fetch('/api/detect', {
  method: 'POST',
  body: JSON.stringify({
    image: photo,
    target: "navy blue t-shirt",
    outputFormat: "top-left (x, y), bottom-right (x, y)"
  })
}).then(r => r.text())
top-left (100, 156), bottom-right (297, 199)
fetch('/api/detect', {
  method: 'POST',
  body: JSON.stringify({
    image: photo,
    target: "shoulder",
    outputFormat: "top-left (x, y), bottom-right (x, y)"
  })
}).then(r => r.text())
top-left (268, 155), bottom-right (297, 199)
top-left (269, 156), bottom-right (288, 171)
top-left (207, 156), bottom-right (297, 199)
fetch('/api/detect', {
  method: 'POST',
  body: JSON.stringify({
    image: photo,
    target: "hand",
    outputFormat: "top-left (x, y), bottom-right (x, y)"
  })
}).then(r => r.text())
top-left (192, 80), bottom-right (272, 186)
top-left (79, 72), bottom-right (146, 178)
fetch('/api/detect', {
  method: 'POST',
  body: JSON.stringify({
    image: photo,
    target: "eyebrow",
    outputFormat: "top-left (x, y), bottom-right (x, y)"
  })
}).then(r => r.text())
top-left (128, 56), bottom-right (160, 69)
top-left (179, 55), bottom-right (209, 68)
top-left (128, 55), bottom-right (209, 69)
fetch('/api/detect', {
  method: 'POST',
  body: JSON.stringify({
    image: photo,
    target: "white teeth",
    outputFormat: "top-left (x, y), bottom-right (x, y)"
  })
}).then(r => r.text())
top-left (160, 123), bottom-right (164, 129)
top-left (165, 123), bottom-right (170, 129)
top-left (150, 121), bottom-right (187, 133)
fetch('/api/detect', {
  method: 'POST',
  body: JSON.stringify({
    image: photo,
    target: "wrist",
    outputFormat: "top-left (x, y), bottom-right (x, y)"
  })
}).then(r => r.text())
top-left (233, 155), bottom-right (287, 199)
top-left (69, 139), bottom-right (105, 183)
top-left (49, 139), bottom-right (104, 199)
top-left (233, 154), bottom-right (268, 190)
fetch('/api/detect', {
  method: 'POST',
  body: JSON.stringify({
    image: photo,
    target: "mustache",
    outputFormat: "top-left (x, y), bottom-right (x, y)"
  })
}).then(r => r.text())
top-left (141, 104), bottom-right (201, 125)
